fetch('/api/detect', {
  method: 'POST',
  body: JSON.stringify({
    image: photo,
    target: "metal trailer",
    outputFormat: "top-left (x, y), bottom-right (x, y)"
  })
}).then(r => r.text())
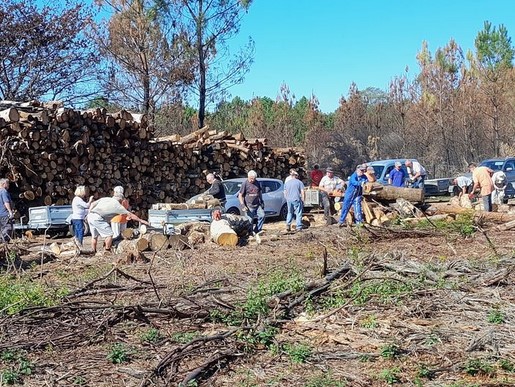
top-left (148, 208), bottom-right (213, 235)
top-left (14, 205), bottom-right (86, 235)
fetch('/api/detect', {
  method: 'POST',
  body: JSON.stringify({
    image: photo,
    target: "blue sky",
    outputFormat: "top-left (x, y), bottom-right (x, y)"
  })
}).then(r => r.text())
top-left (227, 0), bottom-right (515, 113)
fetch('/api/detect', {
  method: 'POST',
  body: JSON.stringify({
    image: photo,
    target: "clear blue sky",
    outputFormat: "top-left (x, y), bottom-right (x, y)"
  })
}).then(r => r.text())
top-left (227, 0), bottom-right (515, 113)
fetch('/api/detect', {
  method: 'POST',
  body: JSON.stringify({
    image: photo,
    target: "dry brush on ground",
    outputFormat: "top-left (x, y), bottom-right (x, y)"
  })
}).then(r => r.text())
top-left (1, 214), bottom-right (515, 386)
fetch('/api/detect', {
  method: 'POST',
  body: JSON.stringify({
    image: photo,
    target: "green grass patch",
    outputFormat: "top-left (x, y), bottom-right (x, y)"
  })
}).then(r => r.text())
top-left (0, 275), bottom-right (66, 315)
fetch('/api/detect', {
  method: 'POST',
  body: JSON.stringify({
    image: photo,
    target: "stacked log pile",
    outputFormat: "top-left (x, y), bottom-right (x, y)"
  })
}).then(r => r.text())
top-left (0, 101), bottom-right (305, 217)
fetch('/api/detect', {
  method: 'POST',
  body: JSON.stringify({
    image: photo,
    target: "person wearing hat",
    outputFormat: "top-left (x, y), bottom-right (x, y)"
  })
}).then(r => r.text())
top-left (310, 164), bottom-right (324, 187)
top-left (284, 169), bottom-right (305, 232)
top-left (365, 166), bottom-right (377, 183)
top-left (319, 167), bottom-right (345, 225)
top-left (338, 164), bottom-right (369, 227)
top-left (388, 162), bottom-right (406, 187)
top-left (111, 186), bottom-right (130, 240)
top-left (285, 168), bottom-right (298, 184)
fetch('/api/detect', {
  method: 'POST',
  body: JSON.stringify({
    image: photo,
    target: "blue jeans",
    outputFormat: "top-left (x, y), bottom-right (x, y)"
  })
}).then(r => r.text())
top-left (286, 200), bottom-right (303, 230)
top-left (482, 194), bottom-right (492, 212)
top-left (244, 206), bottom-right (265, 234)
top-left (339, 188), bottom-right (363, 224)
top-left (412, 175), bottom-right (426, 189)
top-left (72, 219), bottom-right (85, 245)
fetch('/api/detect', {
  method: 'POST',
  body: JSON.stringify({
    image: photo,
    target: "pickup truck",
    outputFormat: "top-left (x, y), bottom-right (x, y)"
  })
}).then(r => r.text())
top-left (479, 157), bottom-right (515, 183)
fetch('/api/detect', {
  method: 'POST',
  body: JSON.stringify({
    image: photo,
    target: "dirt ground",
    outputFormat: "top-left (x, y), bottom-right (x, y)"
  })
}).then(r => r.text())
top-left (1, 212), bottom-right (515, 386)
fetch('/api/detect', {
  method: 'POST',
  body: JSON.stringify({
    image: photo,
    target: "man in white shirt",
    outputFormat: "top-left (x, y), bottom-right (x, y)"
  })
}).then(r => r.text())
top-left (319, 167), bottom-right (344, 225)
top-left (405, 159), bottom-right (427, 189)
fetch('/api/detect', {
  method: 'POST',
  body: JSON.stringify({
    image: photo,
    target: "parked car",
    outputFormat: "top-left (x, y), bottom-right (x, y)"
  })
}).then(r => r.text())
top-left (222, 178), bottom-right (287, 219)
top-left (366, 159), bottom-right (451, 196)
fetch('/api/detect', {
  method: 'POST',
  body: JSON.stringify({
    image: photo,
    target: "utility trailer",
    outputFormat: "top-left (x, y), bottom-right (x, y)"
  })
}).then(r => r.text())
top-left (148, 208), bottom-right (213, 235)
top-left (14, 205), bottom-right (87, 235)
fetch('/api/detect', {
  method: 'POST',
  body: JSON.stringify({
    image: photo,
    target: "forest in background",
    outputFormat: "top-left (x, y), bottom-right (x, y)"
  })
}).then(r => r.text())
top-left (1, 0), bottom-right (514, 178)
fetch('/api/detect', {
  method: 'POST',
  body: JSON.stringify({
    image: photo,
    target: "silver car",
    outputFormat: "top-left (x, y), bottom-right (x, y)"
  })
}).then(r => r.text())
top-left (222, 178), bottom-right (287, 219)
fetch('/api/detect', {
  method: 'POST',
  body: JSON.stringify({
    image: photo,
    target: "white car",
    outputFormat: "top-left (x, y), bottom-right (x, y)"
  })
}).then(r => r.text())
top-left (222, 178), bottom-right (287, 219)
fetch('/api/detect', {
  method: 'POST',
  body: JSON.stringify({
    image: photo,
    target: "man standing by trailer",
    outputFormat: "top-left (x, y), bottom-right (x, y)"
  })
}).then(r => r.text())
top-left (284, 170), bottom-right (305, 232)
top-left (0, 178), bottom-right (14, 242)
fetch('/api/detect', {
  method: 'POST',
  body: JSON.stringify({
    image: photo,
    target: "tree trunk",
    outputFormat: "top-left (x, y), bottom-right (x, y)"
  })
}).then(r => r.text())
top-left (364, 184), bottom-right (424, 203)
top-left (210, 219), bottom-right (238, 246)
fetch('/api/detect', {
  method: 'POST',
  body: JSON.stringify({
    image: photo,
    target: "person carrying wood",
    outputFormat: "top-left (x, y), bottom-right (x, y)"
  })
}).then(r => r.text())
top-left (238, 170), bottom-right (265, 236)
top-left (319, 167), bottom-right (345, 225)
top-left (405, 159), bottom-right (427, 189)
top-left (451, 176), bottom-right (473, 198)
top-left (284, 170), bottom-right (305, 232)
top-left (338, 164), bottom-right (369, 227)
top-left (365, 166), bottom-right (377, 183)
top-left (205, 173), bottom-right (226, 207)
top-left (87, 194), bottom-right (150, 253)
top-left (0, 178), bottom-right (14, 242)
top-left (469, 163), bottom-right (494, 212)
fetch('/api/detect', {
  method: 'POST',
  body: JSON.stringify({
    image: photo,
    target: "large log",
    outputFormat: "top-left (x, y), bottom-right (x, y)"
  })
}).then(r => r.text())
top-left (0, 107), bottom-right (19, 122)
top-left (428, 202), bottom-right (515, 223)
top-left (210, 219), bottom-right (238, 246)
top-left (364, 185), bottom-right (424, 203)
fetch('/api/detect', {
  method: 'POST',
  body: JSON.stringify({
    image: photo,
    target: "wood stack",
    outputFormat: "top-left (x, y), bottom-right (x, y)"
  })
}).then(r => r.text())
top-left (0, 101), bottom-right (306, 218)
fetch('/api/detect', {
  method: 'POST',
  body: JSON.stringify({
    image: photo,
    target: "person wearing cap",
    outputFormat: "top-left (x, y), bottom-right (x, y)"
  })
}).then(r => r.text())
top-left (111, 186), bottom-right (130, 240)
top-left (405, 159), bottom-right (427, 189)
top-left (388, 162), bottom-right (406, 187)
top-left (285, 168), bottom-right (298, 184)
top-left (338, 164), bottom-right (369, 227)
top-left (284, 169), bottom-right (305, 232)
top-left (451, 175), bottom-right (473, 198)
top-left (365, 166), bottom-right (377, 183)
top-left (238, 170), bottom-right (265, 235)
top-left (319, 167), bottom-right (345, 225)
top-left (70, 185), bottom-right (94, 246)
top-left (310, 164), bottom-right (324, 187)
top-left (87, 194), bottom-right (150, 253)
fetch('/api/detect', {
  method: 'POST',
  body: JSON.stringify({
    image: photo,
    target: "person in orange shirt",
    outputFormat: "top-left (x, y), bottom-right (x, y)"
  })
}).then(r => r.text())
top-left (469, 163), bottom-right (494, 212)
top-left (110, 186), bottom-right (130, 239)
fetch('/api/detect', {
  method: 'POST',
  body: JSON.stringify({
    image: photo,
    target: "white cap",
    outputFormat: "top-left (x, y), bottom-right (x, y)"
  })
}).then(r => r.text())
top-left (113, 186), bottom-right (124, 195)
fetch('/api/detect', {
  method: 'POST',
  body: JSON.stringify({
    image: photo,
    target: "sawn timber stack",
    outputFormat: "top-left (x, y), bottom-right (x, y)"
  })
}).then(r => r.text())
top-left (0, 101), bottom-right (306, 218)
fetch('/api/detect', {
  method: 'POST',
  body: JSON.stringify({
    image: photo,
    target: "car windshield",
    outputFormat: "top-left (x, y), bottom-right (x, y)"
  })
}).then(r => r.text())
top-left (372, 165), bottom-right (384, 177)
top-left (222, 181), bottom-right (242, 195)
top-left (480, 160), bottom-right (504, 171)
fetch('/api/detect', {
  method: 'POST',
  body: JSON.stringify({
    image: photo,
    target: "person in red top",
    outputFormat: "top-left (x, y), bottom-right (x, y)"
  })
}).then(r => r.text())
top-left (310, 164), bottom-right (324, 187)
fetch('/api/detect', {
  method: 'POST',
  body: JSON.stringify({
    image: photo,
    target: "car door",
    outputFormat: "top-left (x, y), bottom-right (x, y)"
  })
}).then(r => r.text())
top-left (503, 159), bottom-right (515, 184)
top-left (259, 179), bottom-right (284, 216)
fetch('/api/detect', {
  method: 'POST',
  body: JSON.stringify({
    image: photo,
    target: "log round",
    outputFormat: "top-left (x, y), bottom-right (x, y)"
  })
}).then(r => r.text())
top-left (210, 219), bottom-right (238, 246)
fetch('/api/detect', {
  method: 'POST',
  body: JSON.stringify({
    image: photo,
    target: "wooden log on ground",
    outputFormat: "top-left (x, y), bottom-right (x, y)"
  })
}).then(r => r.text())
top-left (365, 185), bottom-right (424, 203)
top-left (429, 202), bottom-right (515, 223)
top-left (0, 107), bottom-right (19, 122)
top-left (210, 219), bottom-right (238, 246)
top-left (496, 219), bottom-right (515, 231)
top-left (169, 234), bottom-right (189, 250)
top-left (362, 200), bottom-right (375, 223)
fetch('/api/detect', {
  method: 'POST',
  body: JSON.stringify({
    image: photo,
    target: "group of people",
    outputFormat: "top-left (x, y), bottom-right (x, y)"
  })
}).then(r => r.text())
top-left (453, 163), bottom-right (507, 212)
top-left (71, 185), bottom-right (150, 253)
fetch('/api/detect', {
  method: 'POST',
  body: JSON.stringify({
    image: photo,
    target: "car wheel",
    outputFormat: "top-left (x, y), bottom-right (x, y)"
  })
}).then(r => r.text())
top-left (280, 204), bottom-right (288, 220)
top-left (226, 207), bottom-right (241, 215)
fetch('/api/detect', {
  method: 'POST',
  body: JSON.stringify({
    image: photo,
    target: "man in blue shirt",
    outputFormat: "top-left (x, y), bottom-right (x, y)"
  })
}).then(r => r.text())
top-left (388, 162), bottom-right (406, 187)
top-left (284, 170), bottom-right (305, 232)
top-left (0, 178), bottom-right (14, 242)
top-left (338, 165), bottom-right (369, 226)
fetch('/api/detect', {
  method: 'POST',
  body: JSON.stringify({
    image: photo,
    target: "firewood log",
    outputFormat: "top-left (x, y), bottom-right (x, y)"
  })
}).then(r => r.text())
top-left (0, 107), bottom-right (19, 122)
top-left (169, 235), bottom-right (189, 250)
top-left (210, 219), bottom-right (238, 246)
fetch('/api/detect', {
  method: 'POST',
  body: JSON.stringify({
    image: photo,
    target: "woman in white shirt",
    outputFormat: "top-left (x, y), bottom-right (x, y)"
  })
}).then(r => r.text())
top-left (71, 186), bottom-right (93, 246)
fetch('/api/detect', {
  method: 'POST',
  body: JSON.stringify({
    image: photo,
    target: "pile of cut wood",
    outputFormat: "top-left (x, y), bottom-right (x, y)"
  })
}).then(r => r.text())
top-left (0, 101), bottom-right (305, 217)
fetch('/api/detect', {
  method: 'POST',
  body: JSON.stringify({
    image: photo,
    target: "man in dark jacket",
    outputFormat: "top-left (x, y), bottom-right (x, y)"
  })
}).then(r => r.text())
top-left (206, 173), bottom-right (226, 206)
